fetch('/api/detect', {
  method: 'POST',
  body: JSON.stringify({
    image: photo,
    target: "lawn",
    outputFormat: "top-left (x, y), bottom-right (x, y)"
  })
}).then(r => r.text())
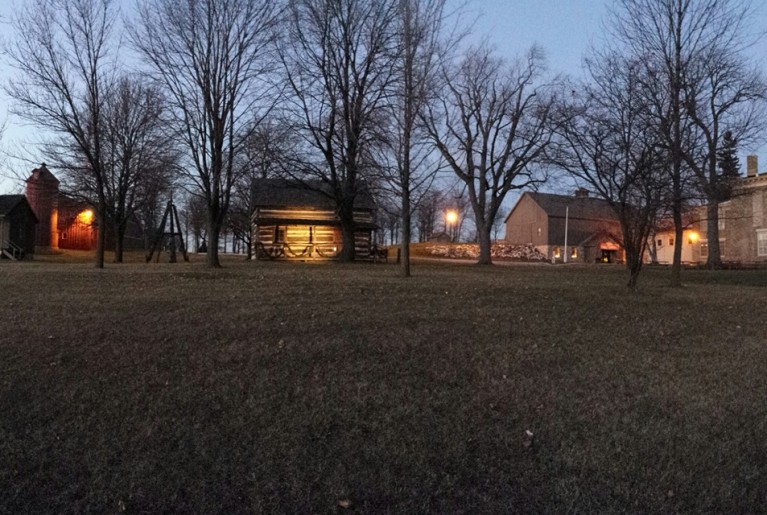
top-left (1, 256), bottom-right (766, 513)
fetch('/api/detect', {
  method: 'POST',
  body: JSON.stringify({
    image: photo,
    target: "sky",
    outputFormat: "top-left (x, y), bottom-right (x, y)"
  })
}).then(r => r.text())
top-left (0, 0), bottom-right (765, 195)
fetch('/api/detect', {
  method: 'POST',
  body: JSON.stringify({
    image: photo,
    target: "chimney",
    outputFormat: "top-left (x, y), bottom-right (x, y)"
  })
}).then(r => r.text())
top-left (574, 187), bottom-right (589, 198)
top-left (747, 155), bottom-right (758, 177)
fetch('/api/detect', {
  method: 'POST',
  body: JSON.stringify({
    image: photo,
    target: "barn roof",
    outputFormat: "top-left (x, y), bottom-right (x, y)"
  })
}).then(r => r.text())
top-left (251, 178), bottom-right (376, 210)
top-left (0, 194), bottom-right (28, 216)
top-left (526, 191), bottom-right (617, 221)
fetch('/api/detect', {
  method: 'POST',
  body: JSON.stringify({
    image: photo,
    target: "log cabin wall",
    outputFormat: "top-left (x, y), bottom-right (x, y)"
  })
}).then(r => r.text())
top-left (252, 207), bottom-right (375, 260)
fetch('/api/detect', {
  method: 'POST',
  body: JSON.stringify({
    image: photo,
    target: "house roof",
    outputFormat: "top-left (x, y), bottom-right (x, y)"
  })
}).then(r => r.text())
top-left (525, 191), bottom-right (617, 221)
top-left (251, 178), bottom-right (376, 210)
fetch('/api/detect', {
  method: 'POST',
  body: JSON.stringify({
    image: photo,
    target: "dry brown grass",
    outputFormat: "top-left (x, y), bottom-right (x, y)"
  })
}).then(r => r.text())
top-left (1, 255), bottom-right (766, 512)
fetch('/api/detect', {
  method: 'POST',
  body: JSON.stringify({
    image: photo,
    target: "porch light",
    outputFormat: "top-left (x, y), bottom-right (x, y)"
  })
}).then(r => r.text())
top-left (77, 209), bottom-right (94, 224)
top-left (688, 231), bottom-right (699, 244)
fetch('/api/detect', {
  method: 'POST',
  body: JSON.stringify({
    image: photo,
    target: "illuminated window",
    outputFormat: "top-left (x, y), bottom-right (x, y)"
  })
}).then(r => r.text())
top-left (553, 247), bottom-right (561, 258)
top-left (700, 241), bottom-right (708, 257)
top-left (570, 247), bottom-right (577, 258)
top-left (757, 231), bottom-right (767, 256)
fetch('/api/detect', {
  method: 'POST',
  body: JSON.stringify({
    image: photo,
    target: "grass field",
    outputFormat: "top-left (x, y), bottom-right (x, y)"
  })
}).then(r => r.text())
top-left (2, 255), bottom-right (767, 513)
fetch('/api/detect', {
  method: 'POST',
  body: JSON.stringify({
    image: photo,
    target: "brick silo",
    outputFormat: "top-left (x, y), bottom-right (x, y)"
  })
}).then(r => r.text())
top-left (25, 164), bottom-right (60, 251)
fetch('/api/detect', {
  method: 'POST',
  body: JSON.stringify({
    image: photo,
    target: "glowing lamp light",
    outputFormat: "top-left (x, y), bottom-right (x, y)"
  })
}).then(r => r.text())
top-left (688, 231), bottom-right (699, 243)
top-left (77, 209), bottom-right (94, 224)
top-left (445, 210), bottom-right (459, 225)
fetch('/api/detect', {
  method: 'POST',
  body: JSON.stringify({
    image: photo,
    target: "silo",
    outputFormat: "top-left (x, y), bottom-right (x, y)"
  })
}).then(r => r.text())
top-left (25, 164), bottom-right (60, 251)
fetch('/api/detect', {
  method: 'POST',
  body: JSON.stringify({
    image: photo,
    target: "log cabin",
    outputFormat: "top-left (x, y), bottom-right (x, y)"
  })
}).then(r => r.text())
top-left (251, 179), bottom-right (379, 260)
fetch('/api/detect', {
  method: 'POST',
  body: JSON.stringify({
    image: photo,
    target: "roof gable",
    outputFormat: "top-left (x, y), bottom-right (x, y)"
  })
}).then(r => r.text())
top-left (251, 178), bottom-right (376, 211)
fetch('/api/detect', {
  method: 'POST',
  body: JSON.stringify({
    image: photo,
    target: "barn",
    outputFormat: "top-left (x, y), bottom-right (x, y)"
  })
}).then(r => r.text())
top-left (251, 179), bottom-right (379, 260)
top-left (0, 195), bottom-right (38, 260)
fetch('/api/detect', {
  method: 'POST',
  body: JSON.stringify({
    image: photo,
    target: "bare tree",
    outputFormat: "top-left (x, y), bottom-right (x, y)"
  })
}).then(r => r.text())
top-left (609, 0), bottom-right (764, 284)
top-left (91, 78), bottom-right (178, 262)
top-left (415, 188), bottom-right (443, 241)
top-left (227, 121), bottom-right (292, 259)
top-left (383, 0), bottom-right (457, 276)
top-left (423, 46), bottom-right (555, 264)
top-left (278, 0), bottom-right (398, 262)
top-left (553, 55), bottom-right (668, 290)
top-left (130, 0), bottom-right (279, 267)
top-left (681, 41), bottom-right (767, 268)
top-left (4, 0), bottom-right (118, 268)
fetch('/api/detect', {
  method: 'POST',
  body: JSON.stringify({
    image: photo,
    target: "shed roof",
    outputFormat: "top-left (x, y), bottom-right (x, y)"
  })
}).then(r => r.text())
top-left (251, 178), bottom-right (376, 210)
top-left (0, 195), bottom-right (27, 216)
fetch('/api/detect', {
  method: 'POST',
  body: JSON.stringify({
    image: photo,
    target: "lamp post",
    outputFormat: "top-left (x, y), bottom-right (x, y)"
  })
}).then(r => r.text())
top-left (445, 209), bottom-right (458, 242)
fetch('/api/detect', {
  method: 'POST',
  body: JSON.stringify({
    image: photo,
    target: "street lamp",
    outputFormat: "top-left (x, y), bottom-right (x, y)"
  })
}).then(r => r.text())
top-left (445, 209), bottom-right (458, 241)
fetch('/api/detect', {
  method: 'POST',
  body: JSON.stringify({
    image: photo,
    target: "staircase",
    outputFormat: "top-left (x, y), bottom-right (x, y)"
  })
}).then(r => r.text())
top-left (1, 241), bottom-right (24, 261)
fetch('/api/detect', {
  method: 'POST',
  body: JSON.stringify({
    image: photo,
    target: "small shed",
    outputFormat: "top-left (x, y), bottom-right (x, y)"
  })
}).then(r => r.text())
top-left (251, 179), bottom-right (378, 260)
top-left (0, 195), bottom-right (38, 260)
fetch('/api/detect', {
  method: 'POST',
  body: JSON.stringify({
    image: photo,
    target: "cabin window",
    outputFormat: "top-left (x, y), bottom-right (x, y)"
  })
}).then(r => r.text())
top-left (553, 247), bottom-right (561, 258)
top-left (656, 239), bottom-right (662, 247)
top-left (570, 247), bottom-right (577, 259)
top-left (274, 226), bottom-right (286, 243)
top-left (756, 231), bottom-right (767, 257)
top-left (669, 238), bottom-right (674, 246)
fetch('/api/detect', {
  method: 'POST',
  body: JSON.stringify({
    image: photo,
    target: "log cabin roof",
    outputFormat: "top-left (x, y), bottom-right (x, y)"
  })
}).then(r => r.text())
top-left (251, 178), bottom-right (376, 211)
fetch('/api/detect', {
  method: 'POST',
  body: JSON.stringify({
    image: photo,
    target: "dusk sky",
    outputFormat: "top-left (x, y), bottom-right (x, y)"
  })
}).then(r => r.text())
top-left (0, 0), bottom-right (764, 193)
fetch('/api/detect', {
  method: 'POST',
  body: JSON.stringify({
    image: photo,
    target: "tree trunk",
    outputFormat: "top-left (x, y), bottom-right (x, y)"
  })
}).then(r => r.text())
top-left (339, 219), bottom-right (356, 262)
top-left (625, 242), bottom-right (643, 291)
top-left (114, 222), bottom-right (127, 263)
top-left (95, 204), bottom-right (106, 269)
top-left (400, 190), bottom-right (411, 277)
top-left (671, 200), bottom-right (683, 287)
top-left (338, 199), bottom-right (356, 262)
top-left (476, 223), bottom-right (493, 265)
top-left (206, 215), bottom-right (222, 268)
top-left (705, 201), bottom-right (722, 269)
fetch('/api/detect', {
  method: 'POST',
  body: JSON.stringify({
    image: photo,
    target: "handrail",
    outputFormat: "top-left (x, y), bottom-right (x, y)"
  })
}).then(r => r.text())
top-left (4, 240), bottom-right (24, 260)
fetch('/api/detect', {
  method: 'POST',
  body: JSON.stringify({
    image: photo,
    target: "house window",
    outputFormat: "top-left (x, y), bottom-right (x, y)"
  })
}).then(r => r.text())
top-left (570, 247), bottom-right (577, 259)
top-left (719, 209), bottom-right (726, 231)
top-left (757, 230), bottom-right (767, 257)
top-left (553, 247), bottom-right (561, 258)
top-left (537, 227), bottom-right (542, 236)
top-left (657, 239), bottom-right (662, 247)
top-left (700, 241), bottom-right (708, 258)
top-left (669, 238), bottom-right (674, 246)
